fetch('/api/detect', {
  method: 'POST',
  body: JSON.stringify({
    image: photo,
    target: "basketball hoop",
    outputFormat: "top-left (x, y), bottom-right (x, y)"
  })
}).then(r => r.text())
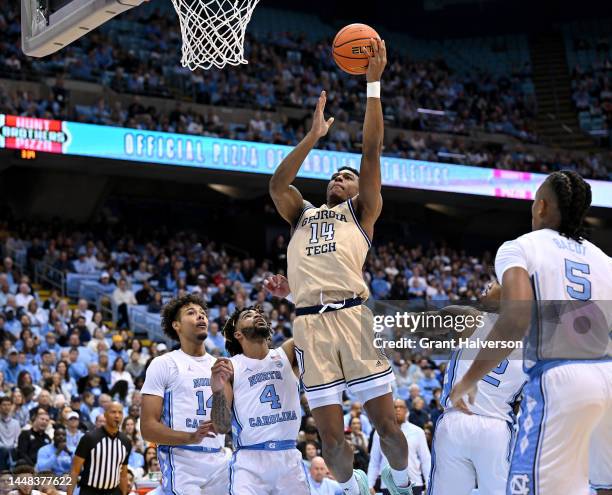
top-left (170, 0), bottom-right (261, 71)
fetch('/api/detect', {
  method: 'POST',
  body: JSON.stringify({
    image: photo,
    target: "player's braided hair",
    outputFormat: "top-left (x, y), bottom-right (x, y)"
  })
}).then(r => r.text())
top-left (222, 305), bottom-right (267, 357)
top-left (160, 293), bottom-right (208, 341)
top-left (546, 170), bottom-right (592, 243)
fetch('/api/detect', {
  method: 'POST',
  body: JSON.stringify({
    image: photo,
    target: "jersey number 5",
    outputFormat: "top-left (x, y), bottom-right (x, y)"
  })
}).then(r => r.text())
top-left (564, 259), bottom-right (591, 301)
top-left (259, 384), bottom-right (281, 409)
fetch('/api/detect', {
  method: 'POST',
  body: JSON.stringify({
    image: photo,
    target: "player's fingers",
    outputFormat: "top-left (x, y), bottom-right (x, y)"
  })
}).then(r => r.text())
top-left (370, 38), bottom-right (378, 57)
top-left (326, 117), bottom-right (335, 128)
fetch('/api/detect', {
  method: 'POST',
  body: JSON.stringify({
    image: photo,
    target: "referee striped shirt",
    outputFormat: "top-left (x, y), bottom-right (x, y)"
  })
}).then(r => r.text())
top-left (74, 426), bottom-right (131, 491)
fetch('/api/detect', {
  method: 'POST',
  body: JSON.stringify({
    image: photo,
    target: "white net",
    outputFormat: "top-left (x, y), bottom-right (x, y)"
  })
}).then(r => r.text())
top-left (170, 0), bottom-right (260, 71)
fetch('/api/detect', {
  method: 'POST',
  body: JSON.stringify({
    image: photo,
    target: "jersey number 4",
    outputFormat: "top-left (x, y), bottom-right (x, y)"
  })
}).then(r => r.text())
top-left (195, 391), bottom-right (213, 415)
top-left (259, 384), bottom-right (281, 409)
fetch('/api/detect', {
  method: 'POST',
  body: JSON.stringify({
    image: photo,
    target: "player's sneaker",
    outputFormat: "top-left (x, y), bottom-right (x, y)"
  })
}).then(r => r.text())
top-left (381, 466), bottom-right (414, 495)
top-left (354, 469), bottom-right (370, 495)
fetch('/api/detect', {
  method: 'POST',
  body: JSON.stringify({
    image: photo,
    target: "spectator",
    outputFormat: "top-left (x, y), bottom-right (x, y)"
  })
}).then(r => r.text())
top-left (368, 399), bottom-right (431, 495)
top-left (15, 409), bottom-right (51, 467)
top-left (0, 396), bottom-right (19, 470)
top-left (125, 352), bottom-right (144, 380)
top-left (14, 284), bottom-right (33, 311)
top-left (343, 402), bottom-right (372, 437)
top-left (8, 464), bottom-right (44, 495)
top-left (308, 456), bottom-right (342, 495)
top-left (77, 363), bottom-right (109, 396)
top-left (10, 390), bottom-right (29, 428)
top-left (146, 292), bottom-right (163, 314)
top-left (347, 417), bottom-right (369, 452)
top-left (418, 366), bottom-right (442, 405)
top-left (112, 279), bottom-right (137, 328)
top-left (408, 397), bottom-right (431, 429)
top-left (65, 411), bottom-right (84, 454)
top-left (109, 358), bottom-right (134, 402)
top-left (135, 280), bottom-right (154, 306)
top-left (204, 322), bottom-right (225, 353)
top-left (76, 300), bottom-right (93, 324)
top-left (35, 426), bottom-right (72, 475)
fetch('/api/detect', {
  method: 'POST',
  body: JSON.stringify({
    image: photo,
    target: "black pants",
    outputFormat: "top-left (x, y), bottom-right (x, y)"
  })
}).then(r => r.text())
top-left (109, 379), bottom-right (128, 401)
top-left (78, 486), bottom-right (121, 495)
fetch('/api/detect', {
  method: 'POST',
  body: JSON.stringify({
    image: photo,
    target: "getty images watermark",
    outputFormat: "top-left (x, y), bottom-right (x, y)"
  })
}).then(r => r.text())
top-left (359, 299), bottom-right (612, 360)
top-left (371, 309), bottom-right (523, 351)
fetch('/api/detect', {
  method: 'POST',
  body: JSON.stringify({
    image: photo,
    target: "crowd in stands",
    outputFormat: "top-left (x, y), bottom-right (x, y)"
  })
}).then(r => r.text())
top-left (1, 83), bottom-right (609, 180)
top-left (0, 217), bottom-right (491, 491)
top-left (0, 1), bottom-right (537, 142)
top-left (2, 3), bottom-right (612, 179)
top-left (571, 56), bottom-right (612, 136)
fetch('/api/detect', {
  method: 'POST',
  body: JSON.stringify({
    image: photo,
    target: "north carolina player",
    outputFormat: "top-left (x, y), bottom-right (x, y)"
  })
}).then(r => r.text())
top-left (450, 171), bottom-right (612, 495)
top-left (210, 306), bottom-right (310, 495)
top-left (140, 294), bottom-right (228, 495)
top-left (269, 38), bottom-right (411, 495)
top-left (428, 282), bottom-right (527, 495)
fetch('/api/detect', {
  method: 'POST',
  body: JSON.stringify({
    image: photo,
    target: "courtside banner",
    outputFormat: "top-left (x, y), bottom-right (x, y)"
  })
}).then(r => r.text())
top-left (2, 113), bottom-right (612, 207)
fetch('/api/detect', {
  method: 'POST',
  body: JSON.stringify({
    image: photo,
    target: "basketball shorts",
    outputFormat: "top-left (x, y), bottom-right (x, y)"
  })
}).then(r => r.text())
top-left (428, 410), bottom-right (514, 495)
top-left (229, 448), bottom-right (310, 495)
top-left (507, 361), bottom-right (612, 495)
top-left (293, 303), bottom-right (394, 406)
top-left (589, 381), bottom-right (612, 491)
top-left (157, 446), bottom-right (229, 495)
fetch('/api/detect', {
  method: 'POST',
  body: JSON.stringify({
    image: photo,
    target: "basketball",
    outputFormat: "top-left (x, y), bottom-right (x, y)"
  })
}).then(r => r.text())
top-left (332, 23), bottom-right (381, 75)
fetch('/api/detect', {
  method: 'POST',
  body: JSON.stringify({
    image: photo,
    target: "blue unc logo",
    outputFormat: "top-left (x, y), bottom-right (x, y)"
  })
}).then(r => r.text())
top-left (509, 474), bottom-right (531, 495)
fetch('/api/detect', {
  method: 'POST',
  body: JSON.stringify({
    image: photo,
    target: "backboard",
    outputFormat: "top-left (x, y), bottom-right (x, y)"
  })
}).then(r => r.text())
top-left (21, 0), bottom-right (147, 58)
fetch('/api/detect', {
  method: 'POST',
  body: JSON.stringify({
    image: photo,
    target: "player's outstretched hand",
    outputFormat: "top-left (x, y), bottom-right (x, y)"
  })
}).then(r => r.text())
top-left (211, 358), bottom-right (233, 393)
top-left (263, 274), bottom-right (291, 299)
top-left (309, 90), bottom-right (335, 140)
top-left (448, 378), bottom-right (477, 415)
top-left (366, 38), bottom-right (387, 83)
top-left (189, 420), bottom-right (217, 444)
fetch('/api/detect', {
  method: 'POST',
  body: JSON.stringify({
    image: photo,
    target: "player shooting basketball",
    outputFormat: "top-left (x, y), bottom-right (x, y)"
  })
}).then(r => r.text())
top-left (269, 38), bottom-right (412, 495)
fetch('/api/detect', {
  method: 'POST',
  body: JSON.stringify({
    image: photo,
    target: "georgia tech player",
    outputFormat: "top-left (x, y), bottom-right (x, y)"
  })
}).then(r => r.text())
top-left (269, 38), bottom-right (411, 495)
top-left (140, 294), bottom-right (228, 495)
top-left (450, 171), bottom-right (612, 495)
top-left (210, 306), bottom-right (310, 495)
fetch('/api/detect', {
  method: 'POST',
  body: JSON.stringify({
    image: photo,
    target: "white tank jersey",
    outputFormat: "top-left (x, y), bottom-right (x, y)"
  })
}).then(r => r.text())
top-left (495, 228), bottom-right (612, 375)
top-left (141, 349), bottom-right (224, 450)
top-left (230, 348), bottom-right (301, 448)
top-left (441, 313), bottom-right (528, 423)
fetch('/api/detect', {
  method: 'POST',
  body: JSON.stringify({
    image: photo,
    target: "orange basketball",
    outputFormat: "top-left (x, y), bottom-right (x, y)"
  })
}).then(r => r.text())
top-left (332, 23), bottom-right (381, 75)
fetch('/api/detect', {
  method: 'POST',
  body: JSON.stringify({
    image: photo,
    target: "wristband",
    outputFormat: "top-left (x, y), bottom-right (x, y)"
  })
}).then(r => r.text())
top-left (367, 81), bottom-right (381, 98)
top-left (285, 293), bottom-right (294, 304)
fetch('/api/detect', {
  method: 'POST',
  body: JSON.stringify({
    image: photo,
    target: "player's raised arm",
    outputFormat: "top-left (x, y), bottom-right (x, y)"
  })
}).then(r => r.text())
top-left (355, 38), bottom-right (386, 236)
top-left (210, 358), bottom-right (234, 434)
top-left (269, 91), bottom-right (335, 225)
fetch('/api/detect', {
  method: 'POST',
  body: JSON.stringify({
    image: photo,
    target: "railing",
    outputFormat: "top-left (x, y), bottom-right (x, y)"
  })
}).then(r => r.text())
top-left (34, 260), bottom-right (67, 295)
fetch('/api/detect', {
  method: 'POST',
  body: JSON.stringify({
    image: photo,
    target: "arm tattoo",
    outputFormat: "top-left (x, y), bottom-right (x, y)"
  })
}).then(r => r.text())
top-left (211, 391), bottom-right (231, 433)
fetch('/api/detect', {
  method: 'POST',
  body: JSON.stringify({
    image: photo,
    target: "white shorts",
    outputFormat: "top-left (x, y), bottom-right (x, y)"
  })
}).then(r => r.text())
top-left (428, 409), bottom-right (514, 495)
top-left (229, 448), bottom-right (310, 495)
top-left (157, 446), bottom-right (229, 495)
top-left (590, 379), bottom-right (612, 491)
top-left (507, 361), bottom-right (612, 495)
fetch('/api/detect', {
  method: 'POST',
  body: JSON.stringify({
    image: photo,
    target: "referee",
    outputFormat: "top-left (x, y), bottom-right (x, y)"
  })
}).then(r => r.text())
top-left (67, 402), bottom-right (131, 495)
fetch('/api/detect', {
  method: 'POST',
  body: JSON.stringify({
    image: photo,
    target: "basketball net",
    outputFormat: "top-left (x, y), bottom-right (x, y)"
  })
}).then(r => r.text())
top-left (170, 0), bottom-right (260, 71)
